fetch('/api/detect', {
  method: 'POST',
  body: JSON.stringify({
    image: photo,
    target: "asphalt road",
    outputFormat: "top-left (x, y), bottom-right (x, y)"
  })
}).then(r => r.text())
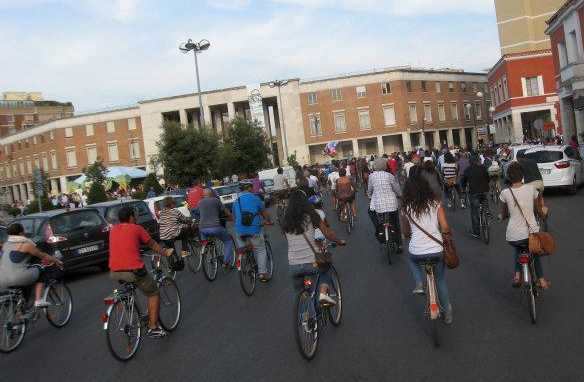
top-left (1, 187), bottom-right (584, 382)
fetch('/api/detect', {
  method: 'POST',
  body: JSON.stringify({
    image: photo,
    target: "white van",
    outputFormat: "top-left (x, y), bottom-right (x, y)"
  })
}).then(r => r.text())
top-left (258, 166), bottom-right (297, 190)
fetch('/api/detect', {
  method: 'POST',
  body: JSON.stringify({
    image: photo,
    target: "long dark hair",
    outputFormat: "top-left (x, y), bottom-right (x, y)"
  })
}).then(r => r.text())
top-left (281, 189), bottom-right (314, 235)
top-left (401, 170), bottom-right (439, 219)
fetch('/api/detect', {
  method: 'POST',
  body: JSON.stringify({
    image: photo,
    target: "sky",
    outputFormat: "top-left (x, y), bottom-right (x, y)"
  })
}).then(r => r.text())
top-left (0, 0), bottom-right (500, 112)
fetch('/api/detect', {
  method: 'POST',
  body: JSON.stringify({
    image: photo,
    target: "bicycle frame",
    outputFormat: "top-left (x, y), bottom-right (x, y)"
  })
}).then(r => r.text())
top-left (425, 264), bottom-right (440, 320)
top-left (518, 252), bottom-right (536, 286)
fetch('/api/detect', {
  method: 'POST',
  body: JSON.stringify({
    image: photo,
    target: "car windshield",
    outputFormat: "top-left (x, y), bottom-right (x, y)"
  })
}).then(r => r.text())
top-left (215, 185), bottom-right (241, 196)
top-left (525, 151), bottom-right (563, 163)
top-left (50, 211), bottom-right (103, 235)
top-left (14, 218), bottom-right (43, 237)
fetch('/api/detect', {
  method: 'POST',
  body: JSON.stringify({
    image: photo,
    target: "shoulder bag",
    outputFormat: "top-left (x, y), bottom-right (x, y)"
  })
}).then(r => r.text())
top-left (406, 211), bottom-right (459, 269)
top-left (301, 232), bottom-right (332, 270)
top-left (508, 189), bottom-right (555, 256)
top-left (237, 197), bottom-right (257, 227)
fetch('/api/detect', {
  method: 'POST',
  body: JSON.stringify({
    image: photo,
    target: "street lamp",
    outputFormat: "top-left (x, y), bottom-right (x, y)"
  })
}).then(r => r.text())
top-left (269, 80), bottom-right (290, 161)
top-left (179, 38), bottom-right (211, 129)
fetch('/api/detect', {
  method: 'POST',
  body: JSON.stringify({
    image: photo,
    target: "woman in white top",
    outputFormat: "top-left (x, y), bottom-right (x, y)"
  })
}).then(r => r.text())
top-left (499, 162), bottom-right (550, 289)
top-left (402, 170), bottom-right (453, 324)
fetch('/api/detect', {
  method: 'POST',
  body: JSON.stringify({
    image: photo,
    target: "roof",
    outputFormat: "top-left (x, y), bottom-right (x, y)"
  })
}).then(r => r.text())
top-left (547, 0), bottom-right (577, 26)
top-left (488, 50), bottom-right (553, 77)
top-left (88, 199), bottom-right (141, 207)
top-left (13, 208), bottom-right (87, 219)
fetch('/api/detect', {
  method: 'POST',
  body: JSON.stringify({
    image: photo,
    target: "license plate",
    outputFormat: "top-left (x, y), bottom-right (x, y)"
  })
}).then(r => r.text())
top-left (77, 245), bottom-right (99, 255)
top-left (224, 196), bottom-right (232, 201)
top-left (541, 169), bottom-right (551, 175)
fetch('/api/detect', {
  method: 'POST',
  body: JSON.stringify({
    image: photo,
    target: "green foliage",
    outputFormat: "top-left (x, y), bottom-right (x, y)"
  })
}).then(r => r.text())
top-left (215, 143), bottom-right (237, 179)
top-left (24, 196), bottom-right (54, 215)
top-left (87, 182), bottom-right (108, 204)
top-left (156, 121), bottom-right (220, 187)
top-left (143, 173), bottom-right (163, 196)
top-left (224, 118), bottom-right (271, 176)
top-left (287, 151), bottom-right (299, 168)
top-left (83, 160), bottom-right (108, 184)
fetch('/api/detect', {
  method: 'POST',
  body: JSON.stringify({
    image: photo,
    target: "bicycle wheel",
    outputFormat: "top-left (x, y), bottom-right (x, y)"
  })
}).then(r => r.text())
top-left (295, 291), bottom-right (319, 360)
top-left (159, 255), bottom-right (177, 280)
top-left (386, 241), bottom-right (397, 265)
top-left (0, 298), bottom-right (26, 353)
top-left (105, 300), bottom-right (141, 361)
top-left (265, 239), bottom-right (274, 280)
top-left (239, 252), bottom-right (257, 297)
top-left (527, 284), bottom-right (537, 324)
top-left (277, 204), bottom-right (286, 227)
top-left (449, 189), bottom-right (457, 211)
top-left (202, 244), bottom-right (218, 281)
top-left (45, 282), bottom-right (73, 328)
top-left (481, 210), bottom-right (490, 245)
top-left (345, 206), bottom-right (352, 235)
top-left (328, 267), bottom-right (343, 326)
top-left (185, 240), bottom-right (202, 274)
top-left (425, 278), bottom-right (440, 348)
top-left (158, 277), bottom-right (181, 331)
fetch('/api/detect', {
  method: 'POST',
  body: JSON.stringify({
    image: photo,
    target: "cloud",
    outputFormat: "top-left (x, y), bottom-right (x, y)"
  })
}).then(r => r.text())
top-left (207, 0), bottom-right (251, 10)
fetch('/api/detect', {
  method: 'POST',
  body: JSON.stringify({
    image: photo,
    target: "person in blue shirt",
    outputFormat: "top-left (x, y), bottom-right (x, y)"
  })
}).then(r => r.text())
top-left (233, 183), bottom-right (273, 281)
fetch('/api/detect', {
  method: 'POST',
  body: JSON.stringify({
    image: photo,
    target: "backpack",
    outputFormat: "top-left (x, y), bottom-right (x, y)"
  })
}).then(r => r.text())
top-left (487, 159), bottom-right (501, 175)
top-left (237, 197), bottom-right (257, 227)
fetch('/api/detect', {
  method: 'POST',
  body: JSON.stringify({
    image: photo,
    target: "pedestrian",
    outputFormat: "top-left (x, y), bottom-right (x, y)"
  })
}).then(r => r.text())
top-left (460, 154), bottom-right (490, 239)
top-left (146, 187), bottom-right (156, 199)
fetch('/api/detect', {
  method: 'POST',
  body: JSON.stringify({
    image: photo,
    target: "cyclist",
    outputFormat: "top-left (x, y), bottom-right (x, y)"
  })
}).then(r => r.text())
top-left (159, 196), bottom-right (192, 258)
top-left (0, 223), bottom-right (63, 308)
top-left (485, 150), bottom-right (502, 197)
top-left (186, 179), bottom-right (204, 221)
top-left (401, 170), bottom-right (453, 324)
top-left (327, 166), bottom-right (340, 208)
top-left (499, 162), bottom-right (550, 289)
top-left (198, 188), bottom-right (235, 267)
top-left (367, 158), bottom-right (403, 251)
top-left (273, 167), bottom-right (290, 205)
top-left (109, 206), bottom-right (173, 338)
top-left (283, 189), bottom-right (346, 305)
top-left (461, 154), bottom-right (490, 240)
top-left (336, 168), bottom-right (356, 219)
top-left (307, 169), bottom-right (320, 195)
top-left (441, 152), bottom-right (458, 208)
top-left (233, 182), bottom-right (273, 281)
top-left (457, 151), bottom-right (470, 208)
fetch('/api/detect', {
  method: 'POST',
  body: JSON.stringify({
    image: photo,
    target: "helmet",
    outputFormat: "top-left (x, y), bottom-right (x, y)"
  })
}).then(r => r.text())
top-left (308, 195), bottom-right (321, 205)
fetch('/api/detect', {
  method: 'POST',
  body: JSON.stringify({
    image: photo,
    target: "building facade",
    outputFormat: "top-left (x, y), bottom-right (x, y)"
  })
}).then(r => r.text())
top-left (495, 0), bottom-right (566, 55)
top-left (546, 0), bottom-right (584, 146)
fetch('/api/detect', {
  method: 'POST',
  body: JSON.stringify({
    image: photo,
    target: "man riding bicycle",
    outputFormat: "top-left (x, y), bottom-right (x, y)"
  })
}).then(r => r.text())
top-left (109, 206), bottom-right (173, 338)
top-left (441, 152), bottom-right (458, 208)
top-left (461, 154), bottom-right (490, 240)
top-left (335, 168), bottom-right (356, 219)
top-left (198, 188), bottom-right (235, 267)
top-left (272, 167), bottom-right (290, 205)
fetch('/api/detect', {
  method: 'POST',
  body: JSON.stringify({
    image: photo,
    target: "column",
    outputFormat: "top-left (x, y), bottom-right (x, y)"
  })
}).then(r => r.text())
top-left (27, 182), bottom-right (34, 201)
top-left (19, 184), bottom-right (27, 202)
top-left (377, 135), bottom-right (384, 155)
top-left (50, 179), bottom-right (59, 196)
top-left (179, 109), bottom-right (187, 127)
top-left (460, 128), bottom-right (467, 149)
top-left (12, 185), bottom-right (19, 202)
top-left (470, 128), bottom-right (478, 148)
top-left (419, 132), bottom-right (426, 150)
top-left (401, 132), bottom-right (412, 152)
top-left (203, 105), bottom-right (212, 127)
top-left (227, 102), bottom-right (236, 121)
top-left (559, 97), bottom-right (575, 141)
top-left (511, 111), bottom-right (523, 144)
top-left (447, 129), bottom-right (454, 148)
top-left (59, 176), bottom-right (68, 194)
top-left (352, 139), bottom-right (359, 158)
top-left (433, 131), bottom-right (440, 149)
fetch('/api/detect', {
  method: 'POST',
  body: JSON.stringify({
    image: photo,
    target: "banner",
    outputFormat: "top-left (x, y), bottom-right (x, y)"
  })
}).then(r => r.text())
top-left (247, 84), bottom-right (267, 132)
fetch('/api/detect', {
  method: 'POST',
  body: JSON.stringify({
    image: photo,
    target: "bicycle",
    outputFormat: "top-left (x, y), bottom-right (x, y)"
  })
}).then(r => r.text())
top-left (0, 267), bottom-right (73, 353)
top-left (295, 263), bottom-right (342, 360)
top-left (201, 236), bottom-right (235, 282)
top-left (413, 256), bottom-right (442, 347)
top-left (236, 232), bottom-right (274, 296)
top-left (103, 253), bottom-right (181, 361)
top-left (478, 195), bottom-right (490, 244)
top-left (338, 200), bottom-right (354, 235)
top-left (275, 191), bottom-right (289, 228)
top-left (517, 249), bottom-right (541, 325)
top-left (377, 212), bottom-right (398, 265)
top-left (489, 176), bottom-right (501, 208)
top-left (444, 182), bottom-right (458, 211)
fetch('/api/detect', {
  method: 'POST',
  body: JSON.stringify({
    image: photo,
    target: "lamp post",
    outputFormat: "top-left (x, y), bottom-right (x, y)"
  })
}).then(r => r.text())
top-left (269, 80), bottom-right (290, 161)
top-left (488, 105), bottom-right (496, 143)
top-left (179, 38), bottom-right (211, 129)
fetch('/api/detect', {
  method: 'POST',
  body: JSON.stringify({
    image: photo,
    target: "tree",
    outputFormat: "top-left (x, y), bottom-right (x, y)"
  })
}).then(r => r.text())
top-left (156, 121), bottom-right (220, 187)
top-left (225, 117), bottom-right (271, 176)
top-left (83, 160), bottom-right (108, 204)
top-left (143, 173), bottom-right (163, 196)
top-left (215, 143), bottom-right (237, 179)
top-left (287, 151), bottom-right (299, 168)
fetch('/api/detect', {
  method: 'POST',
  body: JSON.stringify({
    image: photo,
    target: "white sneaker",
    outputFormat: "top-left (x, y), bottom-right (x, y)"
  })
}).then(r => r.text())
top-left (412, 284), bottom-right (425, 295)
top-left (318, 293), bottom-right (337, 306)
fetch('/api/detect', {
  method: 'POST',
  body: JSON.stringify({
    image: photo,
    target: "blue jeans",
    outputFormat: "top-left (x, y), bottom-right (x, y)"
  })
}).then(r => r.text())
top-left (289, 263), bottom-right (333, 299)
top-left (200, 226), bottom-right (234, 265)
top-left (408, 253), bottom-right (451, 311)
top-left (235, 231), bottom-right (268, 274)
top-left (509, 239), bottom-right (544, 278)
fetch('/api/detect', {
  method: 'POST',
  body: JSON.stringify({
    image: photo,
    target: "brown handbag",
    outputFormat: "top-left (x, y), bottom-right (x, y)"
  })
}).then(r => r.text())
top-left (508, 189), bottom-right (556, 256)
top-left (406, 212), bottom-right (459, 269)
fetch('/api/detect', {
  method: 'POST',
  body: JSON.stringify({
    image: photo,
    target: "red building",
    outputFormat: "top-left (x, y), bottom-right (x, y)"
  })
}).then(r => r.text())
top-left (546, 0), bottom-right (584, 146)
top-left (487, 50), bottom-right (560, 144)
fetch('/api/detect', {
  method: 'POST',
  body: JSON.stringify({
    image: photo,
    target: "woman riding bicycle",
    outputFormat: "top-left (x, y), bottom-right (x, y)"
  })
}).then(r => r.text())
top-left (283, 189), bottom-right (346, 306)
top-left (159, 196), bottom-right (192, 258)
top-left (336, 168), bottom-right (356, 219)
top-left (499, 162), bottom-right (550, 289)
top-left (402, 170), bottom-right (453, 324)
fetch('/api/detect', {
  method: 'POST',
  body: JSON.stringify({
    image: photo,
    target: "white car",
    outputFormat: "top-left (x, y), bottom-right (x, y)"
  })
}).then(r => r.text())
top-left (144, 194), bottom-right (191, 222)
top-left (524, 145), bottom-right (584, 193)
top-left (501, 144), bottom-right (539, 178)
top-left (212, 183), bottom-right (242, 210)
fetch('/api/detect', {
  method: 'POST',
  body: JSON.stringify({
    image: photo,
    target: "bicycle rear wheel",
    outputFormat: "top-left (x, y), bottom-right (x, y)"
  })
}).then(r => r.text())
top-left (202, 244), bottom-right (218, 281)
top-left (329, 268), bottom-right (343, 326)
top-left (0, 298), bottom-right (26, 353)
top-left (265, 239), bottom-right (274, 280)
top-left (105, 300), bottom-right (141, 361)
top-left (481, 210), bottom-right (490, 245)
top-left (185, 240), bottom-right (202, 274)
top-left (158, 277), bottom-right (181, 331)
top-left (345, 206), bottom-right (352, 235)
top-left (45, 282), bottom-right (73, 328)
top-left (425, 277), bottom-right (440, 348)
top-left (295, 291), bottom-right (319, 360)
top-left (239, 252), bottom-right (257, 296)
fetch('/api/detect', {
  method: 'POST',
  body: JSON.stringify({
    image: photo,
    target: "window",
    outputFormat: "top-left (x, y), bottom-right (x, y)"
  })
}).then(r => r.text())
top-left (460, 82), bottom-right (467, 92)
top-left (448, 82), bottom-right (454, 92)
top-left (435, 82), bottom-right (442, 93)
top-left (450, 103), bottom-right (459, 121)
top-left (19, 160), bottom-right (25, 176)
top-left (333, 111), bottom-right (346, 133)
top-left (383, 105), bottom-right (396, 126)
top-left (558, 42), bottom-right (568, 68)
top-left (408, 104), bottom-right (417, 123)
top-left (12, 162), bottom-right (17, 177)
top-left (108, 142), bottom-right (119, 162)
top-left (33, 155), bottom-right (40, 170)
top-left (331, 89), bottom-right (343, 102)
top-left (438, 103), bottom-right (446, 121)
top-left (65, 127), bottom-right (73, 138)
top-left (358, 109), bottom-right (371, 130)
top-left (32, 136), bottom-right (37, 145)
top-left (492, 86), bottom-right (499, 106)
top-left (464, 103), bottom-right (472, 121)
top-left (50, 151), bottom-right (58, 169)
top-left (308, 114), bottom-right (322, 136)
top-left (128, 118), bottom-right (137, 130)
top-left (307, 92), bottom-right (317, 105)
top-left (41, 153), bottom-right (48, 170)
top-left (49, 131), bottom-right (54, 140)
top-left (569, 30), bottom-right (580, 63)
top-left (423, 104), bottom-right (432, 122)
top-left (381, 82), bottom-right (391, 95)
top-left (498, 80), bottom-right (503, 102)
top-left (406, 81), bottom-right (412, 92)
top-left (66, 148), bottom-right (77, 168)
top-left (475, 103), bottom-right (482, 120)
top-left (51, 210), bottom-right (103, 235)
top-left (86, 145), bottom-right (97, 164)
top-left (525, 76), bottom-right (540, 97)
top-left (129, 140), bottom-right (141, 159)
top-left (86, 124), bottom-right (94, 136)
top-left (421, 81), bottom-right (428, 92)
top-left (26, 159), bottom-right (32, 174)
top-left (6, 165), bottom-right (11, 179)
top-left (106, 121), bottom-right (116, 133)
top-left (356, 86), bottom-right (367, 98)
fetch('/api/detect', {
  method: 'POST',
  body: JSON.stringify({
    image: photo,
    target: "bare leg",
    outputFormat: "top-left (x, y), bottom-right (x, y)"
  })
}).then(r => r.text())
top-left (34, 283), bottom-right (44, 303)
top-left (351, 200), bottom-right (357, 217)
top-left (147, 294), bottom-right (160, 329)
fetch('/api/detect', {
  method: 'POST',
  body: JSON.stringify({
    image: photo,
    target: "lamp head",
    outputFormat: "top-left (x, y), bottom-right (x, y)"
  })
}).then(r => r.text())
top-left (476, 91), bottom-right (484, 98)
top-left (197, 39), bottom-right (211, 51)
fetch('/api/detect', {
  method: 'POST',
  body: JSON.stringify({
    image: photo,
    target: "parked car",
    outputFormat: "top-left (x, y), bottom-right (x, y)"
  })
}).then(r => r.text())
top-left (89, 199), bottom-right (159, 241)
top-left (524, 145), bottom-right (584, 193)
top-left (11, 209), bottom-right (110, 272)
top-left (0, 225), bottom-right (6, 255)
top-left (501, 144), bottom-right (539, 178)
top-left (144, 194), bottom-right (191, 222)
top-left (212, 183), bottom-right (241, 210)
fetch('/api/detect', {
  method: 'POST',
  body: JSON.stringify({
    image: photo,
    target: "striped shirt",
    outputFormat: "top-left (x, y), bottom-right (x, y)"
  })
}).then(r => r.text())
top-left (442, 163), bottom-right (457, 179)
top-left (159, 208), bottom-right (190, 240)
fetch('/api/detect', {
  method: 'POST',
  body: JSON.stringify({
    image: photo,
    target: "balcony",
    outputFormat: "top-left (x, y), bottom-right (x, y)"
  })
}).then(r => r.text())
top-left (560, 60), bottom-right (584, 84)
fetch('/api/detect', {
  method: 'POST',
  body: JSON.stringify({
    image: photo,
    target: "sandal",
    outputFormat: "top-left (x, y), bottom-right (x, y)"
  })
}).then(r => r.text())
top-left (536, 279), bottom-right (551, 290)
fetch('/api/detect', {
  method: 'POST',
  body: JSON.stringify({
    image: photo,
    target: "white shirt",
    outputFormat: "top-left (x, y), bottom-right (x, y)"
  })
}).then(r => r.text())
top-left (500, 185), bottom-right (539, 242)
top-left (328, 172), bottom-right (340, 190)
top-left (403, 162), bottom-right (415, 178)
top-left (314, 209), bottom-right (326, 241)
top-left (408, 203), bottom-right (443, 256)
top-left (345, 166), bottom-right (351, 177)
top-left (308, 175), bottom-right (318, 190)
top-left (273, 173), bottom-right (288, 191)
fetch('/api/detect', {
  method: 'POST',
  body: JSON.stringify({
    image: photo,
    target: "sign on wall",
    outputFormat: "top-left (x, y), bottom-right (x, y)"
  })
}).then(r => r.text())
top-left (247, 84), bottom-right (267, 132)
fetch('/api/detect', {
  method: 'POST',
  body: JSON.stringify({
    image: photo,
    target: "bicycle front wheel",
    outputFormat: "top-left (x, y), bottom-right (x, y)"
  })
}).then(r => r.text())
top-left (329, 267), bottom-right (343, 326)
top-left (0, 298), bottom-right (26, 353)
top-left (45, 282), bottom-right (73, 328)
top-left (239, 252), bottom-right (257, 297)
top-left (481, 212), bottom-right (490, 245)
top-left (185, 240), bottom-right (202, 274)
top-left (202, 245), bottom-right (218, 281)
top-left (295, 291), bottom-right (319, 360)
top-left (527, 285), bottom-right (537, 325)
top-left (158, 277), bottom-right (181, 331)
top-left (265, 239), bottom-right (274, 280)
top-left (105, 300), bottom-right (141, 361)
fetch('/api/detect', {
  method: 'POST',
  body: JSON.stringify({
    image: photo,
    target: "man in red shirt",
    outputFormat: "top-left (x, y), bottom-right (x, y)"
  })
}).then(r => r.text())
top-left (109, 206), bottom-right (172, 338)
top-left (187, 179), bottom-right (204, 219)
top-left (387, 154), bottom-right (398, 175)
